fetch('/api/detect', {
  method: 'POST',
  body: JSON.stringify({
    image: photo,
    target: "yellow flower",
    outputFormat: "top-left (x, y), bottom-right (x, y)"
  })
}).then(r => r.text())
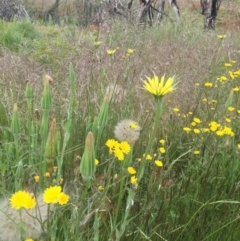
top-left (238, 144), bottom-right (240, 150)
top-left (130, 122), bottom-right (138, 129)
top-left (127, 49), bottom-right (134, 54)
top-left (218, 76), bottom-right (227, 82)
top-left (193, 117), bottom-right (201, 124)
top-left (34, 175), bottom-right (40, 183)
top-left (95, 159), bottom-right (99, 165)
top-left (173, 107), bottom-right (179, 112)
top-left (193, 129), bottom-right (200, 134)
top-left (183, 127), bottom-right (191, 133)
top-left (115, 148), bottom-right (124, 161)
top-left (9, 191), bottom-right (36, 210)
top-left (204, 82), bottom-right (213, 87)
top-left (193, 150), bottom-right (200, 155)
top-left (218, 34), bottom-right (226, 39)
top-left (225, 117), bottom-right (231, 123)
top-left (159, 139), bottom-right (165, 144)
top-left (155, 160), bottom-right (163, 167)
top-left (144, 154), bottom-right (152, 160)
top-left (229, 71), bottom-right (235, 79)
top-left (188, 111), bottom-right (193, 115)
top-left (216, 130), bottom-right (224, 136)
top-left (233, 87), bottom-right (240, 92)
top-left (94, 41), bottom-right (101, 47)
top-left (127, 166), bottom-right (137, 175)
top-left (25, 239), bottom-right (34, 241)
top-left (209, 121), bottom-right (220, 131)
top-left (120, 141), bottom-right (131, 154)
top-left (191, 122), bottom-right (196, 126)
top-left (45, 172), bottom-right (50, 177)
top-left (225, 63), bottom-right (232, 67)
top-left (228, 106), bottom-right (235, 112)
top-left (130, 175), bottom-right (137, 184)
top-left (238, 110), bottom-right (240, 114)
top-left (57, 192), bottom-right (69, 205)
top-left (43, 186), bottom-right (62, 204)
top-left (195, 83), bottom-right (200, 86)
top-left (98, 185), bottom-right (104, 191)
top-left (143, 75), bottom-right (177, 97)
top-left (159, 147), bottom-right (166, 154)
top-left (202, 98), bottom-right (207, 102)
top-left (107, 49), bottom-right (116, 55)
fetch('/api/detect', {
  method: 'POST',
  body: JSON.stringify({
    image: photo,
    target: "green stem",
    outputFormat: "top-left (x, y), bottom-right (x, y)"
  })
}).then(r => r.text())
top-left (138, 97), bottom-right (163, 182)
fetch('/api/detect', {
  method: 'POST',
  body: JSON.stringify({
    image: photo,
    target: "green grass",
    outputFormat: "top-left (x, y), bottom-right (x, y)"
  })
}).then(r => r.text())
top-left (0, 4), bottom-right (240, 241)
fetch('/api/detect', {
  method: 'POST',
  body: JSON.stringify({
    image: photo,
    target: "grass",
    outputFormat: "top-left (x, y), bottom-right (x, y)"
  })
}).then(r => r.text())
top-left (0, 2), bottom-right (240, 241)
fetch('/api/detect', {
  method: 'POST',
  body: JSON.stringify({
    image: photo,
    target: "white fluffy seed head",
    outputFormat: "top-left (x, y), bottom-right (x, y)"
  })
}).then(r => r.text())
top-left (114, 119), bottom-right (141, 144)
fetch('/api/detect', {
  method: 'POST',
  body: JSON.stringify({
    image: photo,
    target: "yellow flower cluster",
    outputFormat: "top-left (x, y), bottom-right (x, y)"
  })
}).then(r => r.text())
top-left (43, 186), bottom-right (69, 205)
top-left (106, 139), bottom-right (131, 161)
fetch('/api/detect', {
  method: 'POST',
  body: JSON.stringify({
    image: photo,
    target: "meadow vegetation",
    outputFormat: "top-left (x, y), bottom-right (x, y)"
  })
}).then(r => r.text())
top-left (0, 1), bottom-right (240, 240)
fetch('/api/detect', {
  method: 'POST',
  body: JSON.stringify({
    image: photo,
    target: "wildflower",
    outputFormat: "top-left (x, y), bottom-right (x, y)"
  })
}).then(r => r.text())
top-left (159, 147), bottom-right (166, 154)
top-left (195, 83), bottom-right (200, 86)
top-left (238, 144), bottom-right (240, 150)
top-left (193, 129), bottom-right (200, 134)
top-left (225, 117), bottom-right (231, 123)
top-left (114, 119), bottom-right (141, 143)
top-left (188, 111), bottom-right (193, 115)
top-left (9, 191), bottom-right (36, 210)
top-left (209, 121), bottom-right (220, 131)
top-left (224, 63), bottom-right (232, 67)
top-left (193, 117), bottom-right (201, 124)
top-left (212, 100), bottom-right (217, 103)
top-left (155, 160), bottom-right (163, 167)
top-left (204, 82), bottom-right (213, 87)
top-left (94, 41), bottom-right (101, 47)
top-left (43, 186), bottom-right (62, 204)
top-left (59, 178), bottom-right (64, 184)
top-left (218, 76), bottom-right (227, 82)
top-left (191, 122), bottom-right (196, 126)
top-left (120, 141), bottom-right (131, 154)
top-left (202, 98), bottom-right (207, 102)
top-left (233, 87), bottom-right (240, 92)
top-left (159, 139), bottom-right (165, 144)
top-left (95, 159), bottom-right (99, 165)
top-left (130, 122), bottom-right (138, 129)
top-left (25, 239), bottom-right (34, 241)
top-left (127, 48), bottom-right (134, 54)
top-left (173, 107), bottom-right (179, 112)
top-left (218, 34), bottom-right (226, 39)
top-left (115, 147), bottom-right (124, 161)
top-left (228, 106), bottom-right (235, 112)
top-left (130, 175), bottom-right (137, 185)
top-left (183, 127), bottom-right (191, 133)
top-left (216, 130), bottom-right (224, 136)
top-left (193, 150), bottom-right (200, 155)
top-left (57, 192), bottom-right (69, 205)
top-left (238, 110), bottom-right (240, 114)
top-left (143, 75), bottom-right (177, 97)
top-left (45, 172), bottom-right (50, 177)
top-left (34, 175), bottom-right (40, 183)
top-left (229, 71), bottom-right (235, 79)
top-left (234, 70), bottom-right (240, 76)
top-left (144, 154), bottom-right (152, 160)
top-left (127, 166), bottom-right (137, 175)
top-left (98, 185), bottom-right (104, 191)
top-left (107, 49), bottom-right (116, 55)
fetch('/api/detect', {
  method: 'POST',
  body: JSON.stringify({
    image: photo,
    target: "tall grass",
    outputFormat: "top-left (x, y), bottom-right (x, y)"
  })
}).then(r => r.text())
top-left (0, 5), bottom-right (240, 240)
